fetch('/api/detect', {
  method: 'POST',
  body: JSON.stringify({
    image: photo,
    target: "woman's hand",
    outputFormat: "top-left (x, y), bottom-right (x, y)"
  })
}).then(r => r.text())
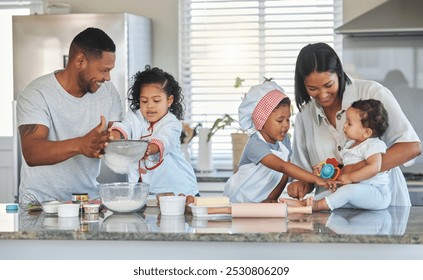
top-left (338, 174), bottom-right (353, 185)
top-left (287, 181), bottom-right (313, 200)
top-left (340, 162), bottom-right (365, 175)
top-left (315, 178), bottom-right (338, 192)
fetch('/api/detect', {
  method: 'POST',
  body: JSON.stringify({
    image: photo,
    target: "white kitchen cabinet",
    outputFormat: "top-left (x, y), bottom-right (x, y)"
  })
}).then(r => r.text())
top-left (197, 182), bottom-right (225, 197)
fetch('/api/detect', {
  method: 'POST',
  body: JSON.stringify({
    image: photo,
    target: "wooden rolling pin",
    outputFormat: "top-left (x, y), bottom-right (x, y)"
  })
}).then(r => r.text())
top-left (207, 203), bottom-right (311, 218)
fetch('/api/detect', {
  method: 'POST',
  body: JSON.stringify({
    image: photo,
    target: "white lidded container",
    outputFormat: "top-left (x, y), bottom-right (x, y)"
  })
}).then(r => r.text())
top-left (58, 204), bottom-right (80, 218)
top-left (83, 204), bottom-right (100, 214)
top-left (159, 196), bottom-right (186, 216)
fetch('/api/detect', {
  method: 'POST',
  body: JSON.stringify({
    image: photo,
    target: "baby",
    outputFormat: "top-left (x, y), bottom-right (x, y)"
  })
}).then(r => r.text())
top-left (281, 99), bottom-right (391, 211)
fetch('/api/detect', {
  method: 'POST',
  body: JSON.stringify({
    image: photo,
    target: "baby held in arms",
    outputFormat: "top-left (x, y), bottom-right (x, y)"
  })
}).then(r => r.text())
top-left (281, 99), bottom-right (391, 212)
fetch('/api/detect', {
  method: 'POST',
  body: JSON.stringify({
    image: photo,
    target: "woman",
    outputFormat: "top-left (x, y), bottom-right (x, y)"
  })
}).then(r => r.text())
top-left (287, 42), bottom-right (421, 206)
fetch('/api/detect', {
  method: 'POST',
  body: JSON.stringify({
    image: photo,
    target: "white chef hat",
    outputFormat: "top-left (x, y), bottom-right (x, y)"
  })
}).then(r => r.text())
top-left (239, 81), bottom-right (287, 135)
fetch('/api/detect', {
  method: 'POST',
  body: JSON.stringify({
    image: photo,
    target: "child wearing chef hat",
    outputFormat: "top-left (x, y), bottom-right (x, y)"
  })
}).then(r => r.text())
top-left (223, 81), bottom-right (335, 203)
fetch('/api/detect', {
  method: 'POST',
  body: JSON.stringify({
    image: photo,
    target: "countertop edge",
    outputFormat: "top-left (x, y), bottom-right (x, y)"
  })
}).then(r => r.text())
top-left (1, 231), bottom-right (423, 245)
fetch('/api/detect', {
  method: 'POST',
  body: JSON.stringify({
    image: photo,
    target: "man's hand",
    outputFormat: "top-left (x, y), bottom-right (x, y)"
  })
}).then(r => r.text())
top-left (80, 115), bottom-right (111, 158)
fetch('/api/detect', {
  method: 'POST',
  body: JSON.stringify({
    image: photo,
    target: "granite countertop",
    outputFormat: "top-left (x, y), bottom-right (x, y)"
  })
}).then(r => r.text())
top-left (1, 205), bottom-right (423, 244)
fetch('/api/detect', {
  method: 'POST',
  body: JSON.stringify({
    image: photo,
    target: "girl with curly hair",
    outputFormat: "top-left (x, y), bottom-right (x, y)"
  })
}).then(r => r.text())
top-left (111, 66), bottom-right (198, 196)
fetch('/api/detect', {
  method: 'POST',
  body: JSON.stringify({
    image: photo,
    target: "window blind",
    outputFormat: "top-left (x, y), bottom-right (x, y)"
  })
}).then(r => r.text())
top-left (180, 0), bottom-right (343, 170)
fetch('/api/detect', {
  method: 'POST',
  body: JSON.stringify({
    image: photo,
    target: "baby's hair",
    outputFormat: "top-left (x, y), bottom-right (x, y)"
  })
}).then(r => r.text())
top-left (351, 99), bottom-right (389, 138)
top-left (128, 65), bottom-right (184, 120)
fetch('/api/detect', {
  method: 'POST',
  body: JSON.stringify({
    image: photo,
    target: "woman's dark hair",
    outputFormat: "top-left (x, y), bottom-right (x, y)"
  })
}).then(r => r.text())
top-left (294, 42), bottom-right (351, 111)
top-left (69, 27), bottom-right (115, 59)
top-left (351, 99), bottom-right (389, 138)
top-left (128, 65), bottom-right (184, 120)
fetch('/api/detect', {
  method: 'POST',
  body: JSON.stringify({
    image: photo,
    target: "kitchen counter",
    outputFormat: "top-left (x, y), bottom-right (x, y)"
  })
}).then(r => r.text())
top-left (196, 170), bottom-right (232, 183)
top-left (1, 205), bottom-right (423, 259)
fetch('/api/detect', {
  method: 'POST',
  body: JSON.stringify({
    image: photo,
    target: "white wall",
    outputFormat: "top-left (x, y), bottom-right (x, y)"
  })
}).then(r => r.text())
top-left (343, 0), bottom-right (387, 23)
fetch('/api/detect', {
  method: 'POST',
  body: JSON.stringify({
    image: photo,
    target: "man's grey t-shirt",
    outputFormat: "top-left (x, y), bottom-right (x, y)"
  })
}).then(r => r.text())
top-left (17, 72), bottom-right (123, 202)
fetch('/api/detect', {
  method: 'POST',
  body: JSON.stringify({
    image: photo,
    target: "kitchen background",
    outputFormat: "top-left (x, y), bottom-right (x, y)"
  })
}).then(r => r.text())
top-left (2, 0), bottom-right (422, 203)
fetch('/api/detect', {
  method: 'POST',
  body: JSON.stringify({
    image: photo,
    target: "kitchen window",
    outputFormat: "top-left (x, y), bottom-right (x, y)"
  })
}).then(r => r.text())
top-left (179, 0), bottom-right (343, 170)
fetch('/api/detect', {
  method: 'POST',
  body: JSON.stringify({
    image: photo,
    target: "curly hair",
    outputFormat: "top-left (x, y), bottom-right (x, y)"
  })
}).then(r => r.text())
top-left (351, 99), bottom-right (389, 138)
top-left (69, 27), bottom-right (115, 59)
top-left (128, 65), bottom-right (184, 120)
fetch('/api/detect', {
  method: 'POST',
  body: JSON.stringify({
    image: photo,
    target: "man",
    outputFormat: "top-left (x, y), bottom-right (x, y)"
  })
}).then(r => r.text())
top-left (17, 27), bottom-right (123, 204)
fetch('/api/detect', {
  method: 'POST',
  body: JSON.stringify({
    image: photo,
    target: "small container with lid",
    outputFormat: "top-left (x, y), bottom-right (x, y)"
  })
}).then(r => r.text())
top-left (83, 204), bottom-right (100, 214)
top-left (6, 204), bottom-right (19, 213)
top-left (72, 193), bottom-right (89, 212)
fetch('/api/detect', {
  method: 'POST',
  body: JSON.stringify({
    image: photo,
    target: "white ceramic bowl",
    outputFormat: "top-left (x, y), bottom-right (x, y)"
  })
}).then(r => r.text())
top-left (57, 204), bottom-right (80, 217)
top-left (42, 200), bottom-right (62, 214)
top-left (159, 196), bottom-right (186, 216)
top-left (99, 182), bottom-right (150, 214)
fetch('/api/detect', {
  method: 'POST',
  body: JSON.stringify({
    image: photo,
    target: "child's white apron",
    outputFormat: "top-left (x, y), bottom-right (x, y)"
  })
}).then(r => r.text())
top-left (224, 132), bottom-right (290, 202)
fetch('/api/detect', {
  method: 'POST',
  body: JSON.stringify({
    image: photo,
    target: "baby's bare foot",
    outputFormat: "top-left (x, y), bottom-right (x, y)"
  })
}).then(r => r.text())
top-left (279, 198), bottom-right (306, 207)
top-left (306, 197), bottom-right (319, 211)
top-left (305, 197), bottom-right (314, 206)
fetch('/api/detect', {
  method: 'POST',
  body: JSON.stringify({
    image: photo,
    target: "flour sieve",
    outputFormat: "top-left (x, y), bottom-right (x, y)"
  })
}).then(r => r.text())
top-left (103, 139), bottom-right (149, 174)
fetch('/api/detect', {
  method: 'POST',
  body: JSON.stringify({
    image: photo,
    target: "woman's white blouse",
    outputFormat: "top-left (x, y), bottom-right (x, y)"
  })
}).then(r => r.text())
top-left (291, 77), bottom-right (420, 206)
